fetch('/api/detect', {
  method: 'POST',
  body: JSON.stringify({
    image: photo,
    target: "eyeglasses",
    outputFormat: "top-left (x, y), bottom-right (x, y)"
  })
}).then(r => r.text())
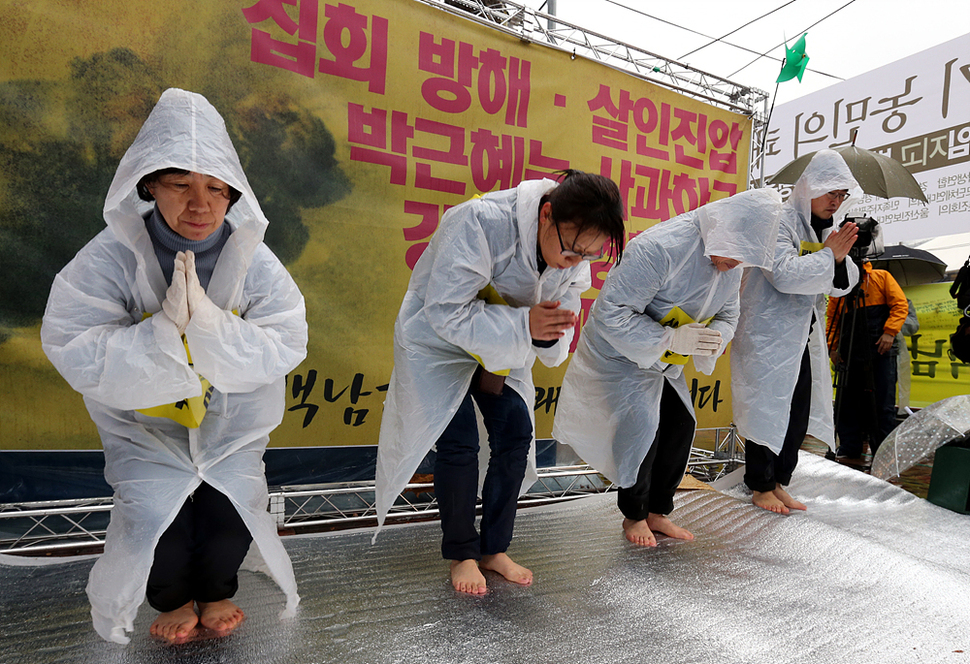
top-left (825, 190), bottom-right (850, 202)
top-left (555, 222), bottom-right (605, 261)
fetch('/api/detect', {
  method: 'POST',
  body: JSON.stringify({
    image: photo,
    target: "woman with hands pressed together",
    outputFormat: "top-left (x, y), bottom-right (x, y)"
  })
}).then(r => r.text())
top-left (42, 89), bottom-right (307, 644)
top-left (732, 150), bottom-right (860, 514)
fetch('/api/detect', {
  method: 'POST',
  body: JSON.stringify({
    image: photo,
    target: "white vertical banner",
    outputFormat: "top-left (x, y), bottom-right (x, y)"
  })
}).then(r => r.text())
top-left (761, 33), bottom-right (970, 245)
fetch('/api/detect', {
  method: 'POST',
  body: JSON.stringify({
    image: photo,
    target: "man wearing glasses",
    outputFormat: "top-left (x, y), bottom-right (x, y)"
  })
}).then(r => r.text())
top-left (732, 150), bottom-right (861, 515)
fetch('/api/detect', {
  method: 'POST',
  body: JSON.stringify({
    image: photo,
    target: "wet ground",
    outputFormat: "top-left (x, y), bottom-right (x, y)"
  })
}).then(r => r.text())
top-left (800, 437), bottom-right (935, 499)
top-left (2, 452), bottom-right (968, 664)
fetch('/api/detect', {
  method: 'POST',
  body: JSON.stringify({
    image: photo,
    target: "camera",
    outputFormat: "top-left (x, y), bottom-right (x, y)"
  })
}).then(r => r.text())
top-left (839, 215), bottom-right (883, 261)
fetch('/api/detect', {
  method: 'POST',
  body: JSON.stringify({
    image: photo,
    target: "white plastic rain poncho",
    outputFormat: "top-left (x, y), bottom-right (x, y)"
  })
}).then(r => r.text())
top-left (553, 189), bottom-right (783, 487)
top-left (731, 150), bottom-right (860, 454)
top-left (374, 179), bottom-right (590, 534)
top-left (40, 89), bottom-right (307, 643)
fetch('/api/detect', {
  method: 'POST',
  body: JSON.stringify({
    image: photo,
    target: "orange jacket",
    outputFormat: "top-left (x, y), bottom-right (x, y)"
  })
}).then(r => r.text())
top-left (826, 262), bottom-right (908, 349)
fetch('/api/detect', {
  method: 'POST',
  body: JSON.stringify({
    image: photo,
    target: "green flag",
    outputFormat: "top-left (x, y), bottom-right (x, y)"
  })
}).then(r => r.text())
top-left (776, 33), bottom-right (809, 83)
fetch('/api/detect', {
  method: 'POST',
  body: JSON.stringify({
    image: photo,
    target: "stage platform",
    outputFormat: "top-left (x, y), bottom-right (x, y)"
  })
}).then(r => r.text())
top-left (2, 451), bottom-right (968, 664)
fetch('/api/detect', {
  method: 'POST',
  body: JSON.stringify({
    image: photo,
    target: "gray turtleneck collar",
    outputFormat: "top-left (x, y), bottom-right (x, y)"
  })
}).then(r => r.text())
top-left (145, 206), bottom-right (232, 290)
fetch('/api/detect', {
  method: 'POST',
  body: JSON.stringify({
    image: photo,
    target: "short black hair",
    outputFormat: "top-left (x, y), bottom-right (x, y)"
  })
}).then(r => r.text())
top-left (136, 168), bottom-right (242, 211)
top-left (547, 169), bottom-right (626, 265)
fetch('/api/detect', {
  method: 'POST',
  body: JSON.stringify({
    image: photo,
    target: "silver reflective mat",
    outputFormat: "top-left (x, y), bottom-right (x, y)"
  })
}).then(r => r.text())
top-left (2, 452), bottom-right (968, 664)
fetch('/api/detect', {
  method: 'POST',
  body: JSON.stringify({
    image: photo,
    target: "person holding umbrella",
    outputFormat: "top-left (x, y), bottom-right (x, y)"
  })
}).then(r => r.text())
top-left (732, 149), bottom-right (860, 514)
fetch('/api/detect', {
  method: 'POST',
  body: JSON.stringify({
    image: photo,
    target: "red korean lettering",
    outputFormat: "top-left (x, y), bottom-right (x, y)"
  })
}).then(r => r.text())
top-left (523, 140), bottom-right (569, 181)
top-left (318, 3), bottom-right (388, 94)
top-left (470, 130), bottom-right (525, 192)
top-left (419, 33), bottom-right (477, 113)
top-left (243, 0), bottom-right (319, 78)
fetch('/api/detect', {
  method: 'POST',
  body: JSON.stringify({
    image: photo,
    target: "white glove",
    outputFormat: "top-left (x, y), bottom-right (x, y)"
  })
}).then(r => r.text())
top-left (184, 250), bottom-right (213, 318)
top-left (161, 252), bottom-right (190, 335)
top-left (668, 323), bottom-right (722, 356)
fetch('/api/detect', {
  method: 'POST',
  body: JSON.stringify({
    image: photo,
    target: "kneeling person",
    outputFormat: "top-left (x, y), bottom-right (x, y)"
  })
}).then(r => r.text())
top-left (42, 89), bottom-right (307, 643)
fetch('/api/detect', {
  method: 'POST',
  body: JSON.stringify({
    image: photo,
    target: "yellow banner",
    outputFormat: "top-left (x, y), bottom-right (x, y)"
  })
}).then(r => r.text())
top-left (902, 283), bottom-right (970, 407)
top-left (0, 0), bottom-right (749, 451)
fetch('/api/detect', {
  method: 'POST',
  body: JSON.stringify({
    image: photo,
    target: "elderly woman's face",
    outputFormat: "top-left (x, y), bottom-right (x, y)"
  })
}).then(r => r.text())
top-left (147, 171), bottom-right (231, 241)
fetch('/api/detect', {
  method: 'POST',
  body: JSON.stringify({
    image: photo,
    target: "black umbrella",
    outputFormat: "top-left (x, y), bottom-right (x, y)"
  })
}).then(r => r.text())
top-left (768, 145), bottom-right (928, 203)
top-left (870, 244), bottom-right (947, 286)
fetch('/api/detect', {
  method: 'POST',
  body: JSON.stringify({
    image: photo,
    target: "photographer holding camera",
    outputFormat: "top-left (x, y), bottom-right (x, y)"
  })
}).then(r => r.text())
top-left (826, 250), bottom-right (908, 461)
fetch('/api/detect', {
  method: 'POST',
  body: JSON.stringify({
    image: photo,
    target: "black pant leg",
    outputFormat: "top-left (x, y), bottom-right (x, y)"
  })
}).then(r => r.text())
top-left (616, 433), bottom-right (661, 521)
top-left (647, 382), bottom-right (696, 515)
top-left (834, 361), bottom-right (867, 457)
top-left (871, 351), bottom-right (899, 453)
top-left (775, 345), bottom-right (813, 486)
top-left (433, 392), bottom-right (482, 561)
top-left (146, 495), bottom-right (196, 612)
top-left (743, 440), bottom-right (778, 493)
top-left (190, 483), bottom-right (253, 604)
top-left (617, 380), bottom-right (694, 519)
top-left (475, 385), bottom-right (533, 557)
top-left (745, 344), bottom-right (812, 491)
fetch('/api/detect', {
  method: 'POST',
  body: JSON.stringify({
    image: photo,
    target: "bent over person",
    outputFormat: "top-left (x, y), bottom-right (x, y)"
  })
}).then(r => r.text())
top-left (732, 149), bottom-right (859, 514)
top-left (374, 171), bottom-right (626, 594)
top-left (554, 188), bottom-right (782, 546)
top-left (41, 89), bottom-right (307, 643)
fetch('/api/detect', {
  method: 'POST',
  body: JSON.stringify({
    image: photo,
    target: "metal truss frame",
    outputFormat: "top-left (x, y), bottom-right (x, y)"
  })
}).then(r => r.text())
top-left (429, 0), bottom-right (768, 115)
top-left (420, 0), bottom-right (771, 200)
top-left (686, 425), bottom-right (745, 483)
top-left (0, 497), bottom-right (113, 556)
top-left (0, 427), bottom-right (743, 556)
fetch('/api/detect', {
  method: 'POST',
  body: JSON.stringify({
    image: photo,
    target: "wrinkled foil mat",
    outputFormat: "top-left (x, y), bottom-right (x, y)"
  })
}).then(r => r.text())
top-left (2, 452), bottom-right (968, 664)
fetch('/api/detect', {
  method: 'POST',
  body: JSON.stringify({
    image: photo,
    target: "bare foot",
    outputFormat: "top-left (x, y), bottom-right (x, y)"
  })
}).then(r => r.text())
top-left (150, 600), bottom-right (198, 642)
top-left (752, 490), bottom-right (790, 515)
top-left (450, 559), bottom-right (487, 595)
top-left (622, 518), bottom-right (657, 547)
top-left (774, 486), bottom-right (807, 511)
top-left (646, 513), bottom-right (695, 541)
top-left (198, 599), bottom-right (245, 633)
top-left (480, 552), bottom-right (533, 586)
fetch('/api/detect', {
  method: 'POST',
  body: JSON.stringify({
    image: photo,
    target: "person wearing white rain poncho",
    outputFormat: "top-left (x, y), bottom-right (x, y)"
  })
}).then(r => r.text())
top-left (553, 188), bottom-right (782, 547)
top-left (374, 171), bottom-right (626, 595)
top-left (41, 89), bottom-right (307, 644)
top-left (731, 149), bottom-right (860, 515)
